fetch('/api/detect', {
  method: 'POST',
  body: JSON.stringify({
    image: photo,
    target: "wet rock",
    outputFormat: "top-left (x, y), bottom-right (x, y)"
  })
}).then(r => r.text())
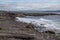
top-left (44, 31), bottom-right (55, 34)
top-left (25, 23), bottom-right (34, 29)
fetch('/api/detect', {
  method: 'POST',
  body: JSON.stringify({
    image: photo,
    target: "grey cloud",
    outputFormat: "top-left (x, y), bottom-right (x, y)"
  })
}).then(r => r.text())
top-left (0, 3), bottom-right (60, 11)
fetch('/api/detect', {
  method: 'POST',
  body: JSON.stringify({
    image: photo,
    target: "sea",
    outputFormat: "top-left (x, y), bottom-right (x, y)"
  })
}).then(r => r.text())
top-left (16, 15), bottom-right (60, 33)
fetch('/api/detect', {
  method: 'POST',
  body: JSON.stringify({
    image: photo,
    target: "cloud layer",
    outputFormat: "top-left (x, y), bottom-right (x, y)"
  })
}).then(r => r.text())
top-left (0, 0), bottom-right (60, 11)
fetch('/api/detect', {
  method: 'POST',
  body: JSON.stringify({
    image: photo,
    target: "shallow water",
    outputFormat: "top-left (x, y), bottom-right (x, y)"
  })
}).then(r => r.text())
top-left (16, 15), bottom-right (60, 33)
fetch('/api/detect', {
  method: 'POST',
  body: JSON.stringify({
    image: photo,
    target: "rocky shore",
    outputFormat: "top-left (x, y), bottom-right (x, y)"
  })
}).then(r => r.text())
top-left (0, 11), bottom-right (59, 40)
top-left (0, 19), bottom-right (56, 40)
top-left (0, 11), bottom-right (60, 17)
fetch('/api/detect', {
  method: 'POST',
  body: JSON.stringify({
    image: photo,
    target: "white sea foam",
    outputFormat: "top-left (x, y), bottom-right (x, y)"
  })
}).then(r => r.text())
top-left (16, 17), bottom-right (60, 33)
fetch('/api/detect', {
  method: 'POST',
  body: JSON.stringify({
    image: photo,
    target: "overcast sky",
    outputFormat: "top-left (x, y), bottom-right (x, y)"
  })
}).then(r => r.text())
top-left (0, 0), bottom-right (60, 11)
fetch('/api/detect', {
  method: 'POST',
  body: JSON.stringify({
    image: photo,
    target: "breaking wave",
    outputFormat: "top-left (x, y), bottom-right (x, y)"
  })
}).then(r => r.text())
top-left (16, 17), bottom-right (60, 33)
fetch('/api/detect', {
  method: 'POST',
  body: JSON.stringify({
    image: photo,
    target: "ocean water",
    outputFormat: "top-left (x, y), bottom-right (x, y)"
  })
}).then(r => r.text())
top-left (16, 15), bottom-right (60, 33)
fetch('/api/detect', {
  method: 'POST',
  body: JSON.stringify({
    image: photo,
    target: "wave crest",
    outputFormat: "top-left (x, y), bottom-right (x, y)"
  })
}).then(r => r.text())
top-left (16, 17), bottom-right (60, 33)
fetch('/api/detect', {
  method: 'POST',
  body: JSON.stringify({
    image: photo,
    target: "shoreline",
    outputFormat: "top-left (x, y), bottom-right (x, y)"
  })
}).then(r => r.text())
top-left (0, 11), bottom-right (59, 40)
top-left (0, 11), bottom-right (60, 17)
top-left (0, 17), bottom-right (56, 40)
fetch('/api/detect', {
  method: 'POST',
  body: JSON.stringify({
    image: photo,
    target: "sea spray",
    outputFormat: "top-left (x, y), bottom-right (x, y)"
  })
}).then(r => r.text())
top-left (16, 17), bottom-right (60, 33)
